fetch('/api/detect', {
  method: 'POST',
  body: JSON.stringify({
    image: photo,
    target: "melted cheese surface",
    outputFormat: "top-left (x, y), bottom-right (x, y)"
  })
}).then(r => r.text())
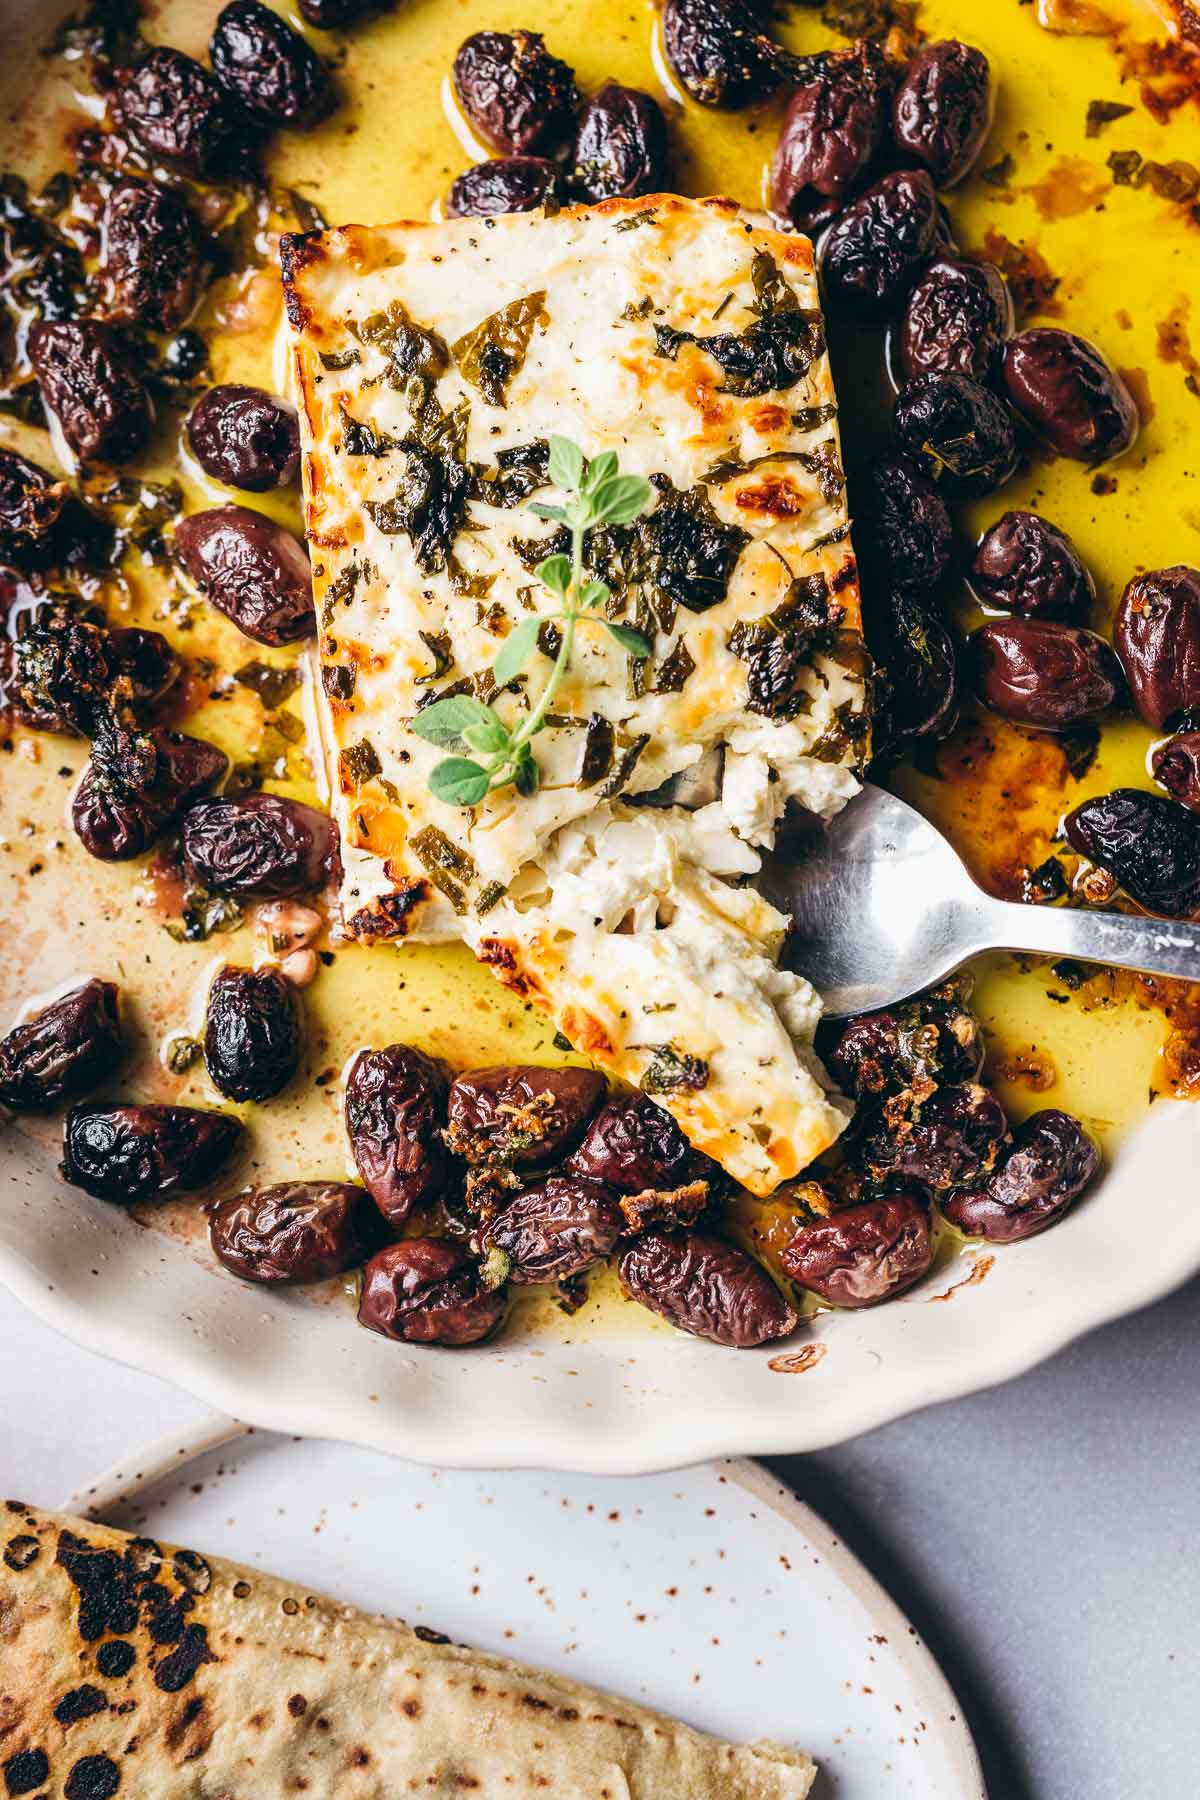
top-left (285, 194), bottom-right (866, 1192)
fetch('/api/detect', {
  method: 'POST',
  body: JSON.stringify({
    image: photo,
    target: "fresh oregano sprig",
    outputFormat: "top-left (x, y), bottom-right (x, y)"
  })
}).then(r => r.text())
top-left (409, 436), bottom-right (653, 807)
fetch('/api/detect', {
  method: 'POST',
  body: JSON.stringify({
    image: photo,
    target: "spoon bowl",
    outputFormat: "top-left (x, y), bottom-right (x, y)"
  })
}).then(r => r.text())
top-left (766, 783), bottom-right (1200, 1017)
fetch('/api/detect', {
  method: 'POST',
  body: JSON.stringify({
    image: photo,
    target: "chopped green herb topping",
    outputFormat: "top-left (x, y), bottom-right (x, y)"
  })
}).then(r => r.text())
top-left (453, 293), bottom-right (548, 408)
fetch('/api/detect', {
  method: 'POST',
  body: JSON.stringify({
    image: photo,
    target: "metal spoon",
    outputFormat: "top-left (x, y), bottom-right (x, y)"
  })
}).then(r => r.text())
top-left (767, 782), bottom-right (1200, 1019)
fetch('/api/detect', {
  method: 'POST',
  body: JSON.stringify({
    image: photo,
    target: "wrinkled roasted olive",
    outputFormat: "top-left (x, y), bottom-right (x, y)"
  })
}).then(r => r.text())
top-left (102, 178), bottom-right (200, 335)
top-left (210, 0), bottom-right (333, 129)
top-left (113, 45), bottom-right (241, 179)
top-left (821, 990), bottom-right (984, 1100)
top-left (12, 614), bottom-right (178, 737)
top-left (779, 1188), bottom-right (933, 1308)
top-left (1113, 565), bottom-right (1200, 730)
top-left (480, 1175), bottom-right (624, 1283)
top-left (970, 510), bottom-right (1095, 623)
top-left (856, 455), bottom-right (952, 594)
top-left (893, 371), bottom-right (1018, 495)
top-left (898, 257), bottom-right (1011, 386)
top-left (185, 385), bottom-right (300, 493)
top-left (210, 1181), bottom-right (378, 1284)
top-left (967, 619), bottom-right (1123, 730)
top-left (857, 1082), bottom-right (1009, 1192)
top-left (298, 0), bottom-right (385, 25)
top-left (203, 964), bottom-right (303, 1102)
top-left (770, 40), bottom-right (890, 236)
top-left (1064, 788), bottom-right (1200, 917)
top-left (1152, 732), bottom-right (1200, 812)
top-left (662, 0), bottom-right (782, 110)
top-left (358, 1238), bottom-right (508, 1345)
top-left (571, 82), bottom-right (668, 202)
top-left (447, 1064), bottom-right (605, 1169)
top-left (944, 1110), bottom-right (1100, 1242)
top-left (0, 978), bottom-right (122, 1112)
top-left (28, 321), bottom-right (152, 466)
top-left (344, 1044), bottom-right (450, 1226)
top-left (0, 447), bottom-right (73, 570)
top-left (1001, 328), bottom-right (1138, 464)
top-left (182, 793), bottom-right (336, 898)
top-left (567, 1091), bottom-right (717, 1194)
top-left (72, 727), bottom-right (226, 861)
top-left (174, 505), bottom-right (314, 645)
top-left (452, 29), bottom-right (576, 155)
top-left (820, 169), bottom-right (942, 320)
top-left (892, 39), bottom-right (993, 187)
top-left (867, 587), bottom-right (961, 742)
top-left (446, 156), bottom-right (560, 219)
top-left (63, 1104), bottom-right (241, 1203)
top-left (619, 1230), bottom-right (796, 1347)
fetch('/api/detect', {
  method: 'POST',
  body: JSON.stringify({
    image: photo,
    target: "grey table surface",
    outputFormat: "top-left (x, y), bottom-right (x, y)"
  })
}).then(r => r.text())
top-left (1, 1273), bottom-right (1197, 1800)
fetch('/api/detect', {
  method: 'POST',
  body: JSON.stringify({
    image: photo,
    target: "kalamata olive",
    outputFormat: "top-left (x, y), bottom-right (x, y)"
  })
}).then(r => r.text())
top-left (897, 257), bottom-right (1012, 386)
top-left (210, 0), bottom-right (333, 130)
top-left (452, 30), bottom-right (576, 155)
top-left (0, 978), bottom-right (122, 1112)
top-left (970, 511), bottom-right (1095, 624)
top-left (662, 0), bottom-right (783, 109)
top-left (0, 447), bottom-right (73, 570)
top-left (480, 1175), bottom-right (624, 1283)
top-left (779, 1188), bottom-right (933, 1308)
top-left (619, 1230), bottom-right (796, 1347)
top-left (1064, 788), bottom-right (1200, 917)
top-left (11, 614), bottom-right (177, 737)
top-left (446, 1064), bottom-right (605, 1169)
top-left (344, 1044), bottom-right (450, 1226)
top-left (943, 1109), bottom-right (1100, 1242)
top-left (1113, 565), bottom-right (1200, 730)
top-left (72, 727), bottom-right (227, 861)
top-left (821, 989), bottom-right (984, 1100)
top-left (113, 45), bottom-right (242, 179)
top-left (571, 82), bottom-right (668, 202)
top-left (174, 505), bottom-right (314, 645)
top-left (203, 964), bottom-right (303, 1102)
top-left (857, 1082), bottom-right (1009, 1192)
top-left (12, 613), bottom-right (114, 736)
top-left (445, 157), bottom-right (561, 219)
top-left (358, 1238), bottom-right (508, 1345)
top-left (893, 371), bottom-right (1018, 495)
top-left (210, 1181), bottom-right (379, 1284)
top-left (107, 626), bottom-right (180, 711)
top-left (182, 793), bottom-right (336, 898)
top-left (856, 455), bottom-right (952, 594)
top-left (967, 619), bottom-right (1123, 730)
top-left (28, 321), bottom-right (152, 466)
top-left (892, 39), bottom-right (993, 187)
top-left (299, 0), bottom-right (384, 25)
top-left (770, 40), bottom-right (890, 236)
top-left (1001, 328), bottom-right (1138, 464)
top-left (867, 588), bottom-right (961, 741)
top-left (1152, 732), bottom-right (1200, 811)
top-left (185, 385), bottom-right (300, 493)
top-left (161, 328), bottom-right (209, 390)
top-left (101, 178), bottom-right (200, 335)
top-left (567, 1091), bottom-right (718, 1194)
top-left (63, 1104), bottom-right (241, 1204)
top-left (820, 169), bottom-right (941, 319)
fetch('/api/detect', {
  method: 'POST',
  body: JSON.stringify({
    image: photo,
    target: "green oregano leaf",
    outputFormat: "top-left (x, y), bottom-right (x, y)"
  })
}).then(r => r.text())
top-left (429, 757), bottom-right (491, 806)
top-left (493, 615), bottom-right (542, 686)
top-left (410, 694), bottom-right (500, 747)
top-left (605, 621), bottom-right (652, 656)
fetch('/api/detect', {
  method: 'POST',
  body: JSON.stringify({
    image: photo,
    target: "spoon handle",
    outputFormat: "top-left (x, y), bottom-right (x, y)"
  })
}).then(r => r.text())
top-left (979, 895), bottom-right (1200, 983)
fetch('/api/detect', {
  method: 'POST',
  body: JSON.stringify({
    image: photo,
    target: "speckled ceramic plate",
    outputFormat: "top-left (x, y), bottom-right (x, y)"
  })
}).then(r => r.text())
top-left (62, 1427), bottom-right (986, 1799)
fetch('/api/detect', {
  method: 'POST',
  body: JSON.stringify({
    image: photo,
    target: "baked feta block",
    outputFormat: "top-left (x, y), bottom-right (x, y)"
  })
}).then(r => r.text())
top-left (283, 194), bottom-right (867, 1195)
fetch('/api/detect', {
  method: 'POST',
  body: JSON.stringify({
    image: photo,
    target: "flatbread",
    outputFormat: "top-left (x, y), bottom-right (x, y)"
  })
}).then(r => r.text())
top-left (0, 1502), bottom-right (816, 1798)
